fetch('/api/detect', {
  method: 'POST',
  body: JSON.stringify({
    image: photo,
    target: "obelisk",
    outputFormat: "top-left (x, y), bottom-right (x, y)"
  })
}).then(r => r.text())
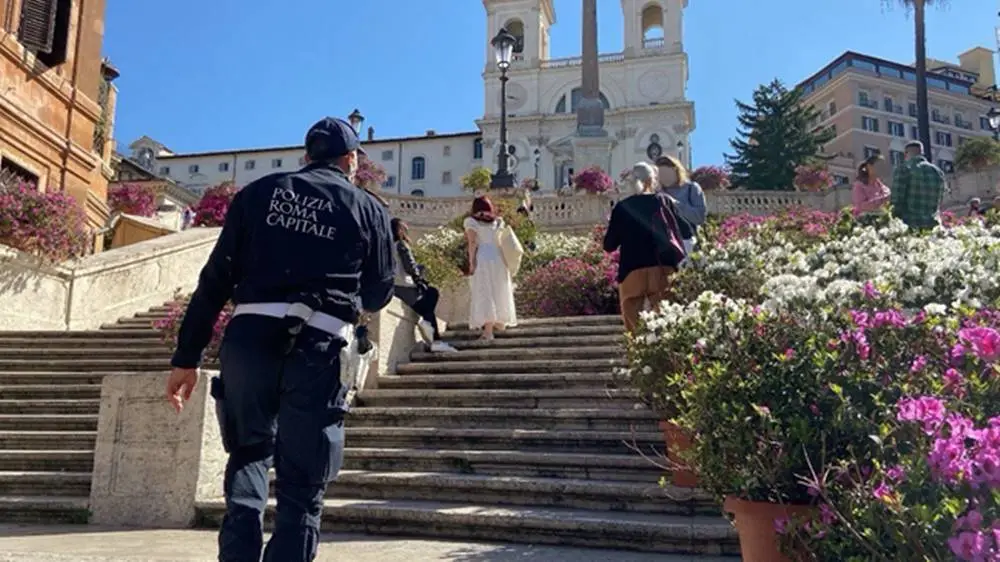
top-left (572, 0), bottom-right (614, 174)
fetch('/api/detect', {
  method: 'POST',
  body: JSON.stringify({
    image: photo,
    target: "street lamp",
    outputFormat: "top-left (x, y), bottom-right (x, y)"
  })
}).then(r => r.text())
top-left (490, 28), bottom-right (517, 189)
top-left (533, 148), bottom-right (541, 182)
top-left (676, 140), bottom-right (686, 167)
top-left (348, 109), bottom-right (365, 134)
top-left (987, 107), bottom-right (1000, 141)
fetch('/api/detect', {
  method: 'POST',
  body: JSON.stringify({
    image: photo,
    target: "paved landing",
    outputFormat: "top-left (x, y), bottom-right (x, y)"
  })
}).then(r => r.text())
top-left (0, 526), bottom-right (736, 561)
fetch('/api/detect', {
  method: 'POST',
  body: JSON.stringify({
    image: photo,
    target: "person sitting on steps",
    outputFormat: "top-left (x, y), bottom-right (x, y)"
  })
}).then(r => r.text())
top-left (391, 218), bottom-right (457, 353)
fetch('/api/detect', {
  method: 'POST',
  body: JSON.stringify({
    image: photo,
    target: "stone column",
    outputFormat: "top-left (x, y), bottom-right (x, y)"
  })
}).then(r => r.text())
top-left (576, 0), bottom-right (606, 137)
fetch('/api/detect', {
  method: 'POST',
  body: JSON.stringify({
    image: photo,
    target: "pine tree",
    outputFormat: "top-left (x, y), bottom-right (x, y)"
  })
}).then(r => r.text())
top-left (725, 79), bottom-right (835, 191)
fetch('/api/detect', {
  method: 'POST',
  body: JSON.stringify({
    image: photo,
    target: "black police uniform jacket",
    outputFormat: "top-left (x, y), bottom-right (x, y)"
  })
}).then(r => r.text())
top-left (170, 163), bottom-right (395, 369)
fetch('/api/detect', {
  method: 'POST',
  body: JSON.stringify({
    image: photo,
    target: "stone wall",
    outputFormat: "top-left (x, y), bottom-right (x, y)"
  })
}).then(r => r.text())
top-left (0, 228), bottom-right (220, 331)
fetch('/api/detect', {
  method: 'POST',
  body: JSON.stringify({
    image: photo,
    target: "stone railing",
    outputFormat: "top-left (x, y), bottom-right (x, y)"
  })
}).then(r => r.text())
top-left (0, 228), bottom-right (220, 331)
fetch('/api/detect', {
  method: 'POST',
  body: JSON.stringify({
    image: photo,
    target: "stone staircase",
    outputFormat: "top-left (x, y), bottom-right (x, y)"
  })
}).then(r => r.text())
top-left (0, 305), bottom-right (738, 555)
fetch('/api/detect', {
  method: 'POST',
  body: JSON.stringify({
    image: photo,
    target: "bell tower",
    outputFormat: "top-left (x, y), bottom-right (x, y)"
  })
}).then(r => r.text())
top-left (620, 0), bottom-right (684, 54)
top-left (482, 0), bottom-right (556, 66)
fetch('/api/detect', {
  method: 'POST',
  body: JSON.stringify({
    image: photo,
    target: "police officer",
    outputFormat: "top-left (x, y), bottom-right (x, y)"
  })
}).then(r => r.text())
top-left (165, 117), bottom-right (395, 562)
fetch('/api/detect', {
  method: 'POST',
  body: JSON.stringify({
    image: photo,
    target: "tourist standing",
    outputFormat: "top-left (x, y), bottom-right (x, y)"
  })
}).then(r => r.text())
top-left (464, 195), bottom-right (517, 341)
top-left (604, 162), bottom-right (688, 333)
top-left (164, 117), bottom-right (395, 562)
top-left (890, 141), bottom-right (947, 229)
top-left (391, 218), bottom-right (457, 353)
top-left (969, 198), bottom-right (982, 218)
top-left (655, 155), bottom-right (706, 256)
top-left (852, 155), bottom-right (891, 215)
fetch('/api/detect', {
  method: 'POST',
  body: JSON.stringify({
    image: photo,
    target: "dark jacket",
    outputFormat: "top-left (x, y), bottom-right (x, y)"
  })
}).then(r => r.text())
top-left (171, 163), bottom-right (395, 368)
top-left (604, 193), bottom-right (686, 283)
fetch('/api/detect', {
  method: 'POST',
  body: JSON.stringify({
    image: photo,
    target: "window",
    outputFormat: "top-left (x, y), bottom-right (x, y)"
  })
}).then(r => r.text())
top-left (410, 189), bottom-right (425, 197)
top-left (17, 0), bottom-right (71, 67)
top-left (887, 121), bottom-right (905, 137)
top-left (863, 146), bottom-right (881, 160)
top-left (443, 145), bottom-right (451, 157)
top-left (159, 166), bottom-right (170, 175)
top-left (1, 159), bottom-right (39, 186)
top-left (908, 103), bottom-right (918, 117)
top-left (883, 96), bottom-right (894, 112)
top-left (411, 157), bottom-right (425, 180)
top-left (890, 150), bottom-right (905, 166)
top-left (852, 59), bottom-right (877, 73)
top-left (218, 162), bottom-right (229, 172)
top-left (827, 101), bottom-right (837, 115)
top-left (937, 160), bottom-right (954, 174)
top-left (935, 131), bottom-right (953, 147)
top-left (862, 116), bottom-right (879, 132)
top-left (272, 158), bottom-right (282, 169)
top-left (910, 126), bottom-right (919, 140)
top-left (381, 150), bottom-right (393, 161)
top-left (384, 175), bottom-right (396, 188)
top-left (245, 160), bottom-right (256, 170)
top-left (473, 138), bottom-right (483, 160)
top-left (982, 117), bottom-right (992, 130)
top-left (188, 164), bottom-right (200, 174)
top-left (442, 171), bottom-right (452, 184)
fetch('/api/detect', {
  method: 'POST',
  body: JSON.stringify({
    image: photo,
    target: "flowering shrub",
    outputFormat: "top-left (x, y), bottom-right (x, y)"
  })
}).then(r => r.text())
top-left (193, 183), bottom-right (237, 227)
top-left (107, 183), bottom-right (158, 217)
top-left (153, 296), bottom-right (233, 364)
top-left (355, 157), bottom-right (387, 190)
top-left (516, 253), bottom-right (618, 317)
top-left (573, 166), bottom-right (614, 195)
top-left (0, 181), bottom-right (89, 261)
top-left (690, 165), bottom-right (731, 191)
top-left (793, 163), bottom-right (834, 192)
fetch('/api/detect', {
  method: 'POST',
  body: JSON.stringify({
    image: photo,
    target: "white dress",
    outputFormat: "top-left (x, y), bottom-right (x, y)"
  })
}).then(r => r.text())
top-left (464, 216), bottom-right (517, 329)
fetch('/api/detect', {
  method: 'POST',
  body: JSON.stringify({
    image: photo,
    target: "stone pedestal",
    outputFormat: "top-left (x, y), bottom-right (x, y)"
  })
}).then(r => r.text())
top-left (572, 136), bottom-right (615, 175)
top-left (89, 371), bottom-right (226, 528)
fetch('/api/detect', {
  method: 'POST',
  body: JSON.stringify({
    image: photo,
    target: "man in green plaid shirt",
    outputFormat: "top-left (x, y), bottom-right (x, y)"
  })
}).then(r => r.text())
top-left (890, 141), bottom-right (946, 229)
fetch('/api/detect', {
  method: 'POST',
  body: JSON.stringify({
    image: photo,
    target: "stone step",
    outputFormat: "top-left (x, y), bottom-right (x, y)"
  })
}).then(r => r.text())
top-left (410, 346), bottom-right (621, 362)
top-left (0, 359), bottom-right (178, 372)
top-left (0, 348), bottom-right (172, 360)
top-left (447, 334), bottom-right (623, 350)
top-left (343, 427), bottom-right (660, 455)
top-left (0, 372), bottom-right (115, 385)
top-left (0, 495), bottom-right (90, 524)
top-left (341, 448), bottom-right (662, 482)
top-left (326, 471), bottom-right (716, 515)
top-left (396, 358), bottom-right (623, 375)
top-left (98, 323), bottom-right (163, 332)
top-left (443, 324), bottom-right (623, 340)
top-left (0, 471), bottom-right (91, 497)
top-left (0, 329), bottom-right (161, 339)
top-left (195, 497), bottom-right (738, 555)
top-left (0, 450), bottom-right (93, 472)
top-left (357, 389), bottom-right (641, 409)
top-left (0, 431), bottom-right (96, 450)
top-left (348, 408), bottom-right (658, 432)
top-left (447, 315), bottom-right (622, 330)
top-left (0, 338), bottom-right (167, 349)
top-left (0, 415), bottom-right (98, 431)
top-left (0, 399), bottom-right (100, 415)
top-left (0, 384), bottom-right (101, 400)
top-left (376, 372), bottom-right (617, 390)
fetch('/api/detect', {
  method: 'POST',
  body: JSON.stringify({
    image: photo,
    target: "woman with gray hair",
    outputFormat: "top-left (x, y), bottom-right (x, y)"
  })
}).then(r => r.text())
top-left (603, 161), bottom-right (689, 332)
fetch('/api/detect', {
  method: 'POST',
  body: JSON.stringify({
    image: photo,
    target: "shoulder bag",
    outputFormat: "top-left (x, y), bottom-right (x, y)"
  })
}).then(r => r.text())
top-left (496, 219), bottom-right (525, 277)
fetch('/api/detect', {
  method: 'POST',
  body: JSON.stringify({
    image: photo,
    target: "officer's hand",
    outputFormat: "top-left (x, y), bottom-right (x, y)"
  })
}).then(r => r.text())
top-left (166, 368), bottom-right (199, 413)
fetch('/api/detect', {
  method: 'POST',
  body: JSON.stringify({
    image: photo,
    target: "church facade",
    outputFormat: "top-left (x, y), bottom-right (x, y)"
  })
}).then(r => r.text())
top-left (128, 0), bottom-right (694, 198)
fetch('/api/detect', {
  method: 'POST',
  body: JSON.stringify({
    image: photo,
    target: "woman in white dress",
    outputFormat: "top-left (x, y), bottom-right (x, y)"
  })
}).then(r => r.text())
top-left (464, 196), bottom-right (517, 341)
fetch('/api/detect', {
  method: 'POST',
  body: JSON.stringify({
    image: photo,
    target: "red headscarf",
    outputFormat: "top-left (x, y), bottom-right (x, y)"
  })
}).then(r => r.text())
top-left (471, 195), bottom-right (497, 223)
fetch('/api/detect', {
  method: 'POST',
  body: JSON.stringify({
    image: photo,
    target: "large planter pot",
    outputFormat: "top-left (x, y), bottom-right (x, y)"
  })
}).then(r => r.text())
top-left (658, 421), bottom-right (698, 488)
top-left (724, 496), bottom-right (815, 562)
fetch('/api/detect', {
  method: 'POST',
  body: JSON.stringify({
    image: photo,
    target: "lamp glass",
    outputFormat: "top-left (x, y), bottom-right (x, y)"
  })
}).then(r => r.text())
top-left (988, 108), bottom-right (1000, 130)
top-left (491, 29), bottom-right (516, 70)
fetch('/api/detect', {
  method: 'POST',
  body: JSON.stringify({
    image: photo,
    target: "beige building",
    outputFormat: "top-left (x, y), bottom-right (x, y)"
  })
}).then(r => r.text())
top-left (799, 48), bottom-right (998, 186)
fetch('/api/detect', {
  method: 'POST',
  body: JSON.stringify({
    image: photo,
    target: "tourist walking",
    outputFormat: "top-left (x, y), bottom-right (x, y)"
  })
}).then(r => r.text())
top-left (391, 218), bottom-right (457, 353)
top-left (655, 155), bottom-right (706, 256)
top-left (164, 117), bottom-right (395, 562)
top-left (852, 155), bottom-right (891, 215)
top-left (464, 195), bottom-right (517, 341)
top-left (604, 162), bottom-right (688, 333)
top-left (891, 141), bottom-right (947, 229)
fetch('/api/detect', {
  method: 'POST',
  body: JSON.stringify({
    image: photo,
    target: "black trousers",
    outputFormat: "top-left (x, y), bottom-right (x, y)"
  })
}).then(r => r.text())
top-left (395, 284), bottom-right (441, 340)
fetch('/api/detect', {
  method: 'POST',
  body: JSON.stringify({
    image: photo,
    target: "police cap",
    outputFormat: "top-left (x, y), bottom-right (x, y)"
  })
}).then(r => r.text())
top-left (305, 117), bottom-right (367, 162)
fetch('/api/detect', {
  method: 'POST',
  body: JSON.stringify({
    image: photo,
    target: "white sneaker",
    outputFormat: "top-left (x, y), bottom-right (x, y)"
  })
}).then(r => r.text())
top-left (417, 319), bottom-right (435, 344)
top-left (430, 341), bottom-right (458, 353)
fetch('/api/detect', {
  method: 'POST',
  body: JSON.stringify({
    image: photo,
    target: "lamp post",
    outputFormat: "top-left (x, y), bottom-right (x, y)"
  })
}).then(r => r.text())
top-left (490, 28), bottom-right (516, 189)
top-left (676, 140), bottom-right (686, 168)
top-left (348, 109), bottom-right (365, 134)
top-left (987, 107), bottom-right (1000, 141)
top-left (533, 148), bottom-right (541, 182)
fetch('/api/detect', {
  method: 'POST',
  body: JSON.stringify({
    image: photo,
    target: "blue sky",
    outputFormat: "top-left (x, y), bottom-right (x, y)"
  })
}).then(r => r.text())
top-left (104, 0), bottom-right (997, 168)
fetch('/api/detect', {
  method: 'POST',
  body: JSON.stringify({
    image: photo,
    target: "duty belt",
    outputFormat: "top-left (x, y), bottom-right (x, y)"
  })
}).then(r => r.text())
top-left (232, 302), bottom-right (352, 354)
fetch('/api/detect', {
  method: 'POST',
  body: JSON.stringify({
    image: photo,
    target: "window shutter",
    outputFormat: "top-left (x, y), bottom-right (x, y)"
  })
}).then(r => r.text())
top-left (17, 0), bottom-right (58, 54)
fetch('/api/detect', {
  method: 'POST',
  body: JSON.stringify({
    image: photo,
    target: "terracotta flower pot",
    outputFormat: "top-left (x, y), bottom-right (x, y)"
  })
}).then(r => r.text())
top-left (723, 496), bottom-right (815, 562)
top-left (658, 420), bottom-right (699, 488)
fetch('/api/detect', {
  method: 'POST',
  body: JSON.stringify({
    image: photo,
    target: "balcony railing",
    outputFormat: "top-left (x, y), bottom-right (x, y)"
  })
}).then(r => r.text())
top-left (541, 52), bottom-right (627, 69)
top-left (642, 37), bottom-right (665, 49)
top-left (955, 119), bottom-right (973, 130)
top-left (859, 99), bottom-right (879, 109)
top-left (932, 114), bottom-right (952, 125)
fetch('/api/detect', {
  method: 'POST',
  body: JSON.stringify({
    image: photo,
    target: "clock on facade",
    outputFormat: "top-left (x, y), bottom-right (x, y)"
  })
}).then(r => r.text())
top-left (502, 82), bottom-right (528, 112)
top-left (646, 142), bottom-right (663, 160)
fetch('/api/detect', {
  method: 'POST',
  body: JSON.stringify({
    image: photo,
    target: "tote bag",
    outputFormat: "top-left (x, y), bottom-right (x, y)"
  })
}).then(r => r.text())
top-left (496, 220), bottom-right (525, 277)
